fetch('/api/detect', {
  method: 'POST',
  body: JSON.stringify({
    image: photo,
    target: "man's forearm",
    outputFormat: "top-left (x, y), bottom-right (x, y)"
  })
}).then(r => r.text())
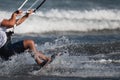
top-left (16, 14), bottom-right (29, 26)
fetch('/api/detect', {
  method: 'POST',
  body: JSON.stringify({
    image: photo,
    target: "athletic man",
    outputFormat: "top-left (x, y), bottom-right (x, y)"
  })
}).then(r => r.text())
top-left (0, 10), bottom-right (51, 65)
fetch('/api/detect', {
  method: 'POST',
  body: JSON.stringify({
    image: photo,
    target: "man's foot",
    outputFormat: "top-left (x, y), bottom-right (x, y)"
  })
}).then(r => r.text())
top-left (40, 57), bottom-right (51, 67)
top-left (47, 57), bottom-right (52, 63)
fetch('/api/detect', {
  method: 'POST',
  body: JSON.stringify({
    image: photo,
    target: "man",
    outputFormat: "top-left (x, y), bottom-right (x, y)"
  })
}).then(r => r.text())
top-left (0, 10), bottom-right (51, 65)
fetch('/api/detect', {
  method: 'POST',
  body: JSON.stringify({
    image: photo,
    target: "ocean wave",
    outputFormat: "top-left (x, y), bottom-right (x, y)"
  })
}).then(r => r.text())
top-left (1, 9), bottom-right (120, 33)
top-left (36, 9), bottom-right (120, 20)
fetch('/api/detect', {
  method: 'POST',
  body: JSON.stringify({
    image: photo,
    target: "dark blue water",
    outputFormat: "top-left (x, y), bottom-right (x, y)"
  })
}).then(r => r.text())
top-left (0, 32), bottom-right (119, 78)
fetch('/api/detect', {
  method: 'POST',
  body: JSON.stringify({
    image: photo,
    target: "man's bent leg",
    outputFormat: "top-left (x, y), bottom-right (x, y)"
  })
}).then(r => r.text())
top-left (23, 40), bottom-right (51, 65)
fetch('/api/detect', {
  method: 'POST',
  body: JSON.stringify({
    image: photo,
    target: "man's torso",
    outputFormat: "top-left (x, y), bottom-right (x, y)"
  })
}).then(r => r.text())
top-left (0, 19), bottom-right (7, 48)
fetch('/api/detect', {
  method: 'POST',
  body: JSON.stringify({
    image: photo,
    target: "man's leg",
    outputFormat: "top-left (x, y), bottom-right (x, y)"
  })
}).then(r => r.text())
top-left (23, 40), bottom-right (51, 65)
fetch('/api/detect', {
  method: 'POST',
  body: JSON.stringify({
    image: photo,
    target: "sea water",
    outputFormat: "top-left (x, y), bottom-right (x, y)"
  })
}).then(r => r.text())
top-left (0, 0), bottom-right (120, 80)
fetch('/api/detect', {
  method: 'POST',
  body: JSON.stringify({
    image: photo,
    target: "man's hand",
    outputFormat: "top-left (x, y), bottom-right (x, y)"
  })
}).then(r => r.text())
top-left (26, 10), bottom-right (33, 17)
top-left (14, 10), bottom-right (23, 16)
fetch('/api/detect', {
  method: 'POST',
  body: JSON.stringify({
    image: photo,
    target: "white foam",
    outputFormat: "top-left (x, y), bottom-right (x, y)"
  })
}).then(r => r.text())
top-left (1, 9), bottom-right (120, 33)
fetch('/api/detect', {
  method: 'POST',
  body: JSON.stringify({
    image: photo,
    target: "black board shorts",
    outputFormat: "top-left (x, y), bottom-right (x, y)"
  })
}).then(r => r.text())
top-left (0, 40), bottom-right (26, 60)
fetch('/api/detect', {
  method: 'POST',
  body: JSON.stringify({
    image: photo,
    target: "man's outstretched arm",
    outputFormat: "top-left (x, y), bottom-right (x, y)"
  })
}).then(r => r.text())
top-left (16, 10), bottom-right (33, 26)
top-left (1, 10), bottom-right (22, 28)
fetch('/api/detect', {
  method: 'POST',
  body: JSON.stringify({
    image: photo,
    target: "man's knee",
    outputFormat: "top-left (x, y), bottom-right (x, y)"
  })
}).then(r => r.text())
top-left (23, 40), bottom-right (35, 48)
